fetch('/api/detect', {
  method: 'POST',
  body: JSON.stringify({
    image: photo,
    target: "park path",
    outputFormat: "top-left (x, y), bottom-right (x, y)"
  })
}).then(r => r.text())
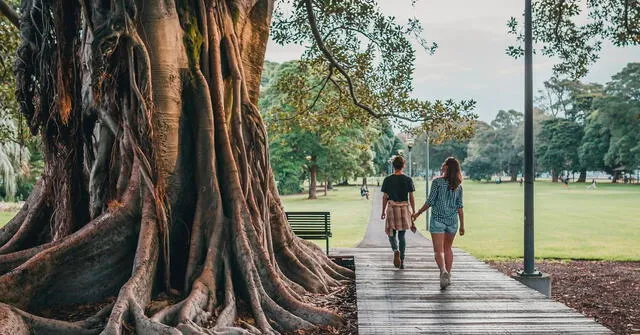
top-left (356, 187), bottom-right (430, 248)
top-left (338, 189), bottom-right (611, 334)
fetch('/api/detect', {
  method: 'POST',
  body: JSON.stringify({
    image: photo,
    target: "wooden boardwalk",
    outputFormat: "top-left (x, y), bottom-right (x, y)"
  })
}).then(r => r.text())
top-left (334, 247), bottom-right (612, 334)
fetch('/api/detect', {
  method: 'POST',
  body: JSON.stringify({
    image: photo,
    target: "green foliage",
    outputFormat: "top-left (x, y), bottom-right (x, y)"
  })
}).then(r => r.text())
top-left (508, 1), bottom-right (640, 78)
top-left (0, 2), bottom-right (22, 144)
top-left (463, 110), bottom-right (525, 180)
top-left (0, 0), bottom-right (43, 200)
top-left (371, 123), bottom-right (404, 175)
top-left (536, 118), bottom-right (584, 176)
top-left (536, 77), bottom-right (605, 122)
top-left (261, 61), bottom-right (379, 194)
top-left (270, 0), bottom-right (476, 134)
top-left (269, 135), bottom-right (306, 195)
top-left (579, 63), bottom-right (640, 173)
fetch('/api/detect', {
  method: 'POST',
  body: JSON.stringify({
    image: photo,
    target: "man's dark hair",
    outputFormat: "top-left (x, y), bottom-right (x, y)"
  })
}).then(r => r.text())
top-left (392, 156), bottom-right (405, 170)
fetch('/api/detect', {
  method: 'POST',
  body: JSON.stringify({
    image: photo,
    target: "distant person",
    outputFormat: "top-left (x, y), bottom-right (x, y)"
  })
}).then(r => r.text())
top-left (360, 185), bottom-right (370, 199)
top-left (587, 179), bottom-right (597, 190)
top-left (519, 178), bottom-right (523, 186)
top-left (413, 157), bottom-right (465, 290)
top-left (381, 156), bottom-right (417, 270)
top-left (561, 175), bottom-right (569, 189)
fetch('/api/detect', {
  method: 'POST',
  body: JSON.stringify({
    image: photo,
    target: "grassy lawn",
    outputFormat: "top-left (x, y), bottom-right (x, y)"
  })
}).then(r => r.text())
top-left (0, 212), bottom-right (15, 227)
top-left (1, 181), bottom-right (637, 260)
top-left (412, 180), bottom-right (640, 261)
top-left (279, 186), bottom-right (371, 248)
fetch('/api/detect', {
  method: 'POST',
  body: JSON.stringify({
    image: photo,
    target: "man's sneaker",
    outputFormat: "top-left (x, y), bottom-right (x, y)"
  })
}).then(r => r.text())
top-left (440, 271), bottom-right (449, 290)
top-left (393, 251), bottom-right (401, 268)
top-left (399, 261), bottom-right (404, 269)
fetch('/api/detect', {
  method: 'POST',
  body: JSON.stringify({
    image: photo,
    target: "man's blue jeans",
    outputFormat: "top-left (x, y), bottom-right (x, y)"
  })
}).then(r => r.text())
top-left (388, 230), bottom-right (406, 260)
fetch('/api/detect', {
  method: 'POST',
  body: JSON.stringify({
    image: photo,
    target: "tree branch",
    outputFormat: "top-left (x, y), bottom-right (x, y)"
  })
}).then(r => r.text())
top-left (0, 0), bottom-right (19, 28)
top-left (303, 0), bottom-right (425, 123)
top-left (304, 0), bottom-right (377, 117)
top-left (307, 67), bottom-right (333, 112)
top-left (553, 0), bottom-right (566, 45)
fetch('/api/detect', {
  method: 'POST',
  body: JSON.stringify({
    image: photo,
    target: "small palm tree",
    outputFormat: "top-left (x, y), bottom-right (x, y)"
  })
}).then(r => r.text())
top-left (0, 118), bottom-right (30, 201)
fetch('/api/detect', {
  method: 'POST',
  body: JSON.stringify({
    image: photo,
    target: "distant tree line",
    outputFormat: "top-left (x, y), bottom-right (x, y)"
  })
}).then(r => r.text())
top-left (412, 63), bottom-right (640, 183)
top-left (259, 61), bottom-right (406, 196)
top-left (0, 5), bottom-right (42, 201)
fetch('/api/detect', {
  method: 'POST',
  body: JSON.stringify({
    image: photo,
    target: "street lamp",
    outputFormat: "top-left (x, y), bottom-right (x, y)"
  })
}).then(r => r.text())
top-left (424, 135), bottom-right (430, 229)
top-left (406, 138), bottom-right (414, 177)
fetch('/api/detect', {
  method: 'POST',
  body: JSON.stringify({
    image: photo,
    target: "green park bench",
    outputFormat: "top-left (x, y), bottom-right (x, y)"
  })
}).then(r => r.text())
top-left (285, 211), bottom-right (331, 255)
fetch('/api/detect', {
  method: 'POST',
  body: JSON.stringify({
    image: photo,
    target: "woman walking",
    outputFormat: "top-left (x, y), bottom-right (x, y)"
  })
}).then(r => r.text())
top-left (413, 157), bottom-right (465, 289)
top-left (381, 156), bottom-right (417, 269)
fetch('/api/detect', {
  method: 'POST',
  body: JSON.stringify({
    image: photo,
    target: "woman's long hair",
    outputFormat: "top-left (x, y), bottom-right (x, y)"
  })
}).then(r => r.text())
top-left (443, 157), bottom-right (463, 190)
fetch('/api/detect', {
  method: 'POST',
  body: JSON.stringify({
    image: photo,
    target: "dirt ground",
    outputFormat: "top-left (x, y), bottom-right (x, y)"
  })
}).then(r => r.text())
top-left (488, 260), bottom-right (640, 335)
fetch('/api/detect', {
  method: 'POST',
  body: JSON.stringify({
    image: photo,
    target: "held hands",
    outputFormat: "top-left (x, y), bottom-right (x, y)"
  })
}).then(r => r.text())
top-left (411, 211), bottom-right (420, 222)
top-left (410, 224), bottom-right (417, 234)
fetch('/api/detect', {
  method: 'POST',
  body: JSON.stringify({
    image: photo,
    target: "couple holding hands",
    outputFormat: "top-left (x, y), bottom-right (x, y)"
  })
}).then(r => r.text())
top-left (380, 156), bottom-right (465, 289)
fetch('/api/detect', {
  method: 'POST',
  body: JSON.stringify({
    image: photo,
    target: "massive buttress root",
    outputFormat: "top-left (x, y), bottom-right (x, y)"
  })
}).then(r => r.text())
top-left (0, 0), bottom-right (354, 334)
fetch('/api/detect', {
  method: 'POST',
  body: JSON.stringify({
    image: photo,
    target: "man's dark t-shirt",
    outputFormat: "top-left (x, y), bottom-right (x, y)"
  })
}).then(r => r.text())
top-left (381, 174), bottom-right (415, 202)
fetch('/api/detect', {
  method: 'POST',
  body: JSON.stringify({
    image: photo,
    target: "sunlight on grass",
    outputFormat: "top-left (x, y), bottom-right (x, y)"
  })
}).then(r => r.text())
top-left (413, 180), bottom-right (640, 261)
top-left (0, 212), bottom-right (16, 228)
top-left (280, 186), bottom-right (371, 248)
top-left (1, 181), bottom-right (637, 260)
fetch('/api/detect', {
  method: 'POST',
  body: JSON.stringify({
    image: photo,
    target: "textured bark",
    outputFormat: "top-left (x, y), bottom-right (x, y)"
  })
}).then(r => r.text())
top-left (0, 0), bottom-right (353, 333)
top-left (510, 168), bottom-right (518, 182)
top-left (308, 163), bottom-right (318, 200)
top-left (577, 169), bottom-right (587, 183)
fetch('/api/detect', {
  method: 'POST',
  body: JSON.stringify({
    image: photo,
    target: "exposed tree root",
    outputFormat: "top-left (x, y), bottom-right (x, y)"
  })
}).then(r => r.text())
top-left (1, 0), bottom-right (355, 334)
top-left (0, 180), bottom-right (50, 254)
top-left (0, 301), bottom-right (114, 335)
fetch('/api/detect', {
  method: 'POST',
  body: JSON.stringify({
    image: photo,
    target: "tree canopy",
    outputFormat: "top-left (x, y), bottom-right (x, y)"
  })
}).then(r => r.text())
top-left (508, 0), bottom-right (640, 78)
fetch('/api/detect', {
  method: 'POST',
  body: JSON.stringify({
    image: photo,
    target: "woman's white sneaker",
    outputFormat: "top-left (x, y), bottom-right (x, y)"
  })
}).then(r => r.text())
top-left (440, 271), bottom-right (449, 289)
top-left (444, 272), bottom-right (451, 288)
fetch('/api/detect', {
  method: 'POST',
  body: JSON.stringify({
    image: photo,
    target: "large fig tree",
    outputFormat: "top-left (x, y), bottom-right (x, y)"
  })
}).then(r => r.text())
top-left (0, 0), bottom-right (476, 333)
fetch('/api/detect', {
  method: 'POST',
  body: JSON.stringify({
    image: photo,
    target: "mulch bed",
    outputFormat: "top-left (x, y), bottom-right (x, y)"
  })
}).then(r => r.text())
top-left (488, 259), bottom-right (640, 335)
top-left (277, 279), bottom-right (358, 335)
top-left (30, 279), bottom-right (357, 334)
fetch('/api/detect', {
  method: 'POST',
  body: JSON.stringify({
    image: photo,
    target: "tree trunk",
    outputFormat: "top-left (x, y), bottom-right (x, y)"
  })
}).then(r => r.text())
top-left (308, 163), bottom-right (318, 199)
top-left (362, 176), bottom-right (367, 186)
top-left (0, 0), bottom-right (352, 334)
top-left (327, 177), bottom-right (333, 190)
top-left (323, 180), bottom-right (327, 196)
top-left (612, 170), bottom-right (620, 183)
top-left (510, 166), bottom-right (517, 182)
top-left (577, 169), bottom-right (587, 183)
top-left (552, 170), bottom-right (560, 182)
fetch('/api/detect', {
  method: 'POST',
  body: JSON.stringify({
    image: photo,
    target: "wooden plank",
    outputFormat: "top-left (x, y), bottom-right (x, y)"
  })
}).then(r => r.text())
top-left (334, 247), bottom-right (612, 335)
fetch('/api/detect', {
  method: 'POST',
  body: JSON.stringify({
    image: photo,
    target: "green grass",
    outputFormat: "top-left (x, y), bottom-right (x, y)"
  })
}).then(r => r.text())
top-left (412, 180), bottom-right (640, 261)
top-left (1, 181), bottom-right (637, 260)
top-left (279, 186), bottom-right (371, 248)
top-left (0, 212), bottom-right (15, 227)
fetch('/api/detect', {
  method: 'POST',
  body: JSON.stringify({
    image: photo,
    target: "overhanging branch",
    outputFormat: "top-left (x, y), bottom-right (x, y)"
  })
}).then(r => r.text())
top-left (303, 0), bottom-right (427, 123)
top-left (0, 0), bottom-right (19, 28)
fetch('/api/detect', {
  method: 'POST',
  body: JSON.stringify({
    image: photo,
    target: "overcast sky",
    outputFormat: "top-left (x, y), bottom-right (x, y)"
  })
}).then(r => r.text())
top-left (264, 0), bottom-right (640, 122)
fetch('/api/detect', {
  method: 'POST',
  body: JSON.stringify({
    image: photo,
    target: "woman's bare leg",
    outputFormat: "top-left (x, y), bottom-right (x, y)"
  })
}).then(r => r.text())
top-left (430, 233), bottom-right (446, 272)
top-left (444, 233), bottom-right (456, 273)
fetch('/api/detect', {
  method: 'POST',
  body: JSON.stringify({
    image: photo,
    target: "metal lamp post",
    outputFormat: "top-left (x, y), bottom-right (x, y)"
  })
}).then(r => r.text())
top-left (407, 138), bottom-right (414, 177)
top-left (521, 0), bottom-right (539, 277)
top-left (425, 135), bottom-right (430, 229)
